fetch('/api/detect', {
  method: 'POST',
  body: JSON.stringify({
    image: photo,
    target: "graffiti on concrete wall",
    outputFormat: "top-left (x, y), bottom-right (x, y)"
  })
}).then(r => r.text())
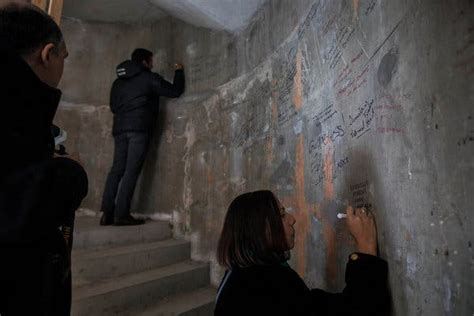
top-left (163, 1), bottom-right (474, 313)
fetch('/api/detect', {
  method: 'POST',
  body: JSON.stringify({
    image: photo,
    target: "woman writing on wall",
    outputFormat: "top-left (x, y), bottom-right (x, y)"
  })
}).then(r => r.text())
top-left (215, 190), bottom-right (389, 316)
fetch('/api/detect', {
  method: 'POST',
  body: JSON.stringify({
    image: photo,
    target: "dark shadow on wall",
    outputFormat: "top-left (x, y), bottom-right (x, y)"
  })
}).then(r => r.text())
top-left (338, 147), bottom-right (394, 315)
top-left (133, 103), bottom-right (168, 214)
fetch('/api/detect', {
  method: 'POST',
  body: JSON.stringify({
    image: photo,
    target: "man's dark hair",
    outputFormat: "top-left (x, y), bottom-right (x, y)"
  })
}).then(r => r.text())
top-left (217, 190), bottom-right (290, 269)
top-left (0, 3), bottom-right (63, 56)
top-left (131, 48), bottom-right (153, 64)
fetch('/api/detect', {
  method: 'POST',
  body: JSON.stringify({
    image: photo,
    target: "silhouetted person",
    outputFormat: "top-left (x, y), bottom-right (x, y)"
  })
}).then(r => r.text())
top-left (215, 190), bottom-right (390, 316)
top-left (100, 48), bottom-right (185, 226)
top-left (0, 3), bottom-right (88, 315)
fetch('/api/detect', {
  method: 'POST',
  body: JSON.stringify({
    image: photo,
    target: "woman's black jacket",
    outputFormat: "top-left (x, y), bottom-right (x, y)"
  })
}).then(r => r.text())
top-left (215, 253), bottom-right (389, 316)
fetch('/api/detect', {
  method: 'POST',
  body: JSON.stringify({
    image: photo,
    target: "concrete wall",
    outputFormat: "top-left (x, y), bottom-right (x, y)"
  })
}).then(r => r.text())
top-left (59, 17), bottom-right (174, 105)
top-left (56, 0), bottom-right (473, 315)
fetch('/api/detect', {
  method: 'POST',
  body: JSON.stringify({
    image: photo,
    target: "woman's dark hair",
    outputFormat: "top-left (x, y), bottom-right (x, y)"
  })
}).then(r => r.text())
top-left (131, 48), bottom-right (153, 63)
top-left (0, 3), bottom-right (63, 56)
top-left (217, 190), bottom-right (290, 269)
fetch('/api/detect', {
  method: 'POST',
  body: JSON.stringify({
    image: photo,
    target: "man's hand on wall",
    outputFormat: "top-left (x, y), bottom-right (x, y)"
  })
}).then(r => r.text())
top-left (175, 63), bottom-right (184, 70)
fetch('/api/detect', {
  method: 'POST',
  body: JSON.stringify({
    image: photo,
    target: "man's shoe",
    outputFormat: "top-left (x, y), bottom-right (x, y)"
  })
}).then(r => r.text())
top-left (113, 215), bottom-right (145, 226)
top-left (100, 212), bottom-right (114, 226)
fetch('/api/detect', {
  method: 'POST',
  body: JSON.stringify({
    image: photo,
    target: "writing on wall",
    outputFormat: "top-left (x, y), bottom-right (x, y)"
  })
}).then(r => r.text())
top-left (306, 103), bottom-right (348, 187)
top-left (349, 99), bottom-right (375, 139)
top-left (350, 180), bottom-right (372, 210)
top-left (376, 93), bottom-right (406, 134)
top-left (230, 80), bottom-right (271, 148)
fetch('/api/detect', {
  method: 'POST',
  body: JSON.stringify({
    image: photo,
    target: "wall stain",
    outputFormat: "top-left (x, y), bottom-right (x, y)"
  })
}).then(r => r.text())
top-left (280, 137), bottom-right (315, 278)
top-left (352, 0), bottom-right (360, 20)
top-left (165, 128), bottom-right (173, 144)
top-left (266, 82), bottom-right (279, 163)
top-left (270, 158), bottom-right (293, 185)
top-left (322, 138), bottom-right (337, 284)
top-left (265, 136), bottom-right (273, 163)
top-left (182, 119), bottom-right (196, 232)
top-left (323, 138), bottom-right (335, 199)
top-left (293, 48), bottom-right (303, 111)
top-left (378, 47), bottom-right (399, 87)
top-left (291, 135), bottom-right (312, 277)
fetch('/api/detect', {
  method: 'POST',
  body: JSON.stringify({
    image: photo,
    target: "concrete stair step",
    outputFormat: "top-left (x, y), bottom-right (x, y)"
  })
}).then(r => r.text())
top-left (72, 261), bottom-right (209, 316)
top-left (73, 217), bottom-right (172, 250)
top-left (138, 287), bottom-right (216, 316)
top-left (73, 239), bottom-right (190, 283)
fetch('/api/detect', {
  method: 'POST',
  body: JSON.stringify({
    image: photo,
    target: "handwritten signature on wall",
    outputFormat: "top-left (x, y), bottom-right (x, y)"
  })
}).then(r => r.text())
top-left (349, 99), bottom-right (375, 139)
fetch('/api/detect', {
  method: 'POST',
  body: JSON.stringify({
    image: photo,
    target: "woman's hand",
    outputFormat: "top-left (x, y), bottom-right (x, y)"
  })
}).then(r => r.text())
top-left (346, 205), bottom-right (378, 256)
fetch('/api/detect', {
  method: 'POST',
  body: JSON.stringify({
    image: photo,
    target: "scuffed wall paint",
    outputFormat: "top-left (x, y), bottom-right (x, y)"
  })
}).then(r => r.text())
top-left (181, 119), bottom-right (196, 234)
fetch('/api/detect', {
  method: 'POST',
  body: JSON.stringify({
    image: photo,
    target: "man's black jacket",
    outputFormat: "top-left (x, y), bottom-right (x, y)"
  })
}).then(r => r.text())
top-left (0, 50), bottom-right (88, 315)
top-left (110, 60), bottom-right (185, 135)
top-left (0, 49), bottom-right (88, 245)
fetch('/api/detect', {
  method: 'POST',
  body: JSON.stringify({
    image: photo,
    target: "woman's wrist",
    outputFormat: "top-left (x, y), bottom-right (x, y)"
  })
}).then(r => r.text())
top-left (356, 243), bottom-right (377, 256)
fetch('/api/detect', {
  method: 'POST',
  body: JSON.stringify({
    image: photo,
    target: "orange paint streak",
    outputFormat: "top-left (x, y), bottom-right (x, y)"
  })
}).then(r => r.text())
top-left (293, 48), bottom-right (303, 111)
top-left (265, 137), bottom-right (273, 163)
top-left (282, 57), bottom-right (316, 278)
top-left (322, 138), bottom-right (337, 284)
top-left (279, 136), bottom-right (318, 278)
top-left (323, 223), bottom-right (337, 281)
top-left (323, 138), bottom-right (334, 200)
top-left (207, 166), bottom-right (214, 185)
top-left (294, 135), bottom-right (309, 276)
top-left (279, 53), bottom-right (329, 279)
top-left (265, 85), bottom-right (279, 163)
top-left (352, 0), bottom-right (360, 19)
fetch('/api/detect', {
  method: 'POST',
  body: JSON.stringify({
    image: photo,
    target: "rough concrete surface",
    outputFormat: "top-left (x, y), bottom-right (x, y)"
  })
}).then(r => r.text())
top-left (57, 0), bottom-right (473, 315)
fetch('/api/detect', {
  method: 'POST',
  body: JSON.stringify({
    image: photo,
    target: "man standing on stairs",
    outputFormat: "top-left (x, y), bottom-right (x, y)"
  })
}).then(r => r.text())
top-left (100, 49), bottom-right (185, 226)
top-left (0, 3), bottom-right (88, 315)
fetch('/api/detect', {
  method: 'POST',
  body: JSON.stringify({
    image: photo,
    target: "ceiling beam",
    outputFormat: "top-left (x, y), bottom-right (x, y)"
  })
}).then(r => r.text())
top-left (31, 0), bottom-right (64, 25)
top-left (48, 0), bottom-right (63, 25)
top-left (31, 0), bottom-right (48, 11)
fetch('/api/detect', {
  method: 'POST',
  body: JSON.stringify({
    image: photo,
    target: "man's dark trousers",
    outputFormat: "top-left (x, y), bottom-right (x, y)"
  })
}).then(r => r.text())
top-left (101, 132), bottom-right (150, 218)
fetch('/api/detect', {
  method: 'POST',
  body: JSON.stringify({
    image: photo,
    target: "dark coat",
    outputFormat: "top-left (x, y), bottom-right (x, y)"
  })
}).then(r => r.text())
top-left (0, 49), bottom-right (88, 244)
top-left (215, 253), bottom-right (390, 316)
top-left (0, 50), bottom-right (88, 315)
top-left (110, 60), bottom-right (185, 135)
top-left (0, 50), bottom-right (59, 175)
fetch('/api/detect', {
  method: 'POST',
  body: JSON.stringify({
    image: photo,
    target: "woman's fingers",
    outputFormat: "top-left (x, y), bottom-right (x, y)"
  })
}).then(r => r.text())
top-left (344, 205), bottom-right (378, 256)
top-left (354, 207), bottom-right (366, 218)
top-left (346, 205), bottom-right (354, 218)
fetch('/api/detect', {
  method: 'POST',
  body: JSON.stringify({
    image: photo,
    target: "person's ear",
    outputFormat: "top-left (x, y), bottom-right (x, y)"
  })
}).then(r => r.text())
top-left (39, 43), bottom-right (56, 67)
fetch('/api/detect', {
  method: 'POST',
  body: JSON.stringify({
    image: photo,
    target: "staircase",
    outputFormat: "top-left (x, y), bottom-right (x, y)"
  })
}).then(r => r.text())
top-left (71, 217), bottom-right (215, 316)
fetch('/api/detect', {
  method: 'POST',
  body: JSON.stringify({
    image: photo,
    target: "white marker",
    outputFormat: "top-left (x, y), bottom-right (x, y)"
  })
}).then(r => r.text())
top-left (337, 213), bottom-right (347, 219)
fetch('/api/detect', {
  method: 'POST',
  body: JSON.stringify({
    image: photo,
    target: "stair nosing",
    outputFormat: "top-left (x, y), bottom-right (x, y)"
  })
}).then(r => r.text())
top-left (73, 218), bottom-right (173, 250)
